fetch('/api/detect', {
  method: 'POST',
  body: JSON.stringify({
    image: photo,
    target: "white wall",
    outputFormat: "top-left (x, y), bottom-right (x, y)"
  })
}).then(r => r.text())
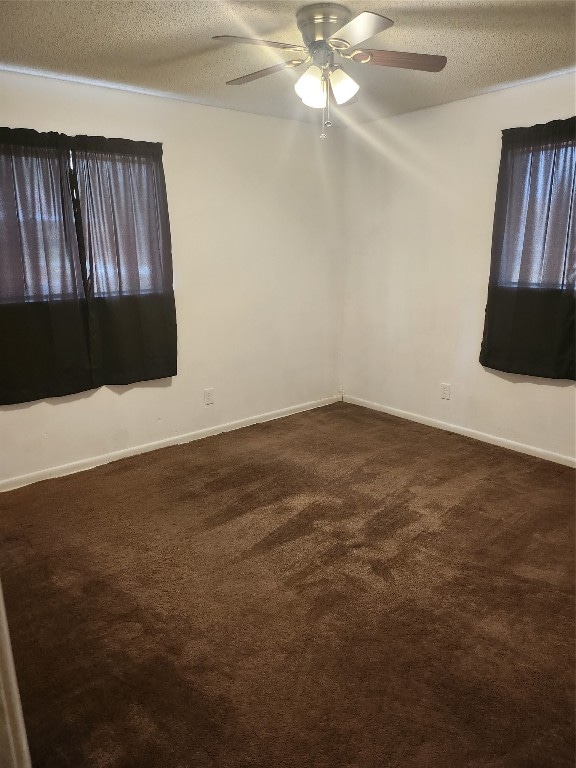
top-left (342, 72), bottom-right (576, 464)
top-left (1, 69), bottom-right (574, 488)
top-left (0, 70), bottom-right (344, 488)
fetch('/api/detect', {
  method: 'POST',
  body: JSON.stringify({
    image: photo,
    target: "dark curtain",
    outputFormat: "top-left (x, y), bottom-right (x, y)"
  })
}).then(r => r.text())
top-left (0, 130), bottom-right (93, 404)
top-left (0, 128), bottom-right (176, 405)
top-left (73, 139), bottom-right (176, 386)
top-left (479, 117), bottom-right (576, 380)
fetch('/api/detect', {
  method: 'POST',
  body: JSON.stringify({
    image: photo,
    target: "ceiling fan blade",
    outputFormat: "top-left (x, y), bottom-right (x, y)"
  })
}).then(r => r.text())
top-left (226, 60), bottom-right (304, 85)
top-left (213, 35), bottom-right (305, 52)
top-left (329, 12), bottom-right (393, 50)
top-left (350, 49), bottom-right (447, 72)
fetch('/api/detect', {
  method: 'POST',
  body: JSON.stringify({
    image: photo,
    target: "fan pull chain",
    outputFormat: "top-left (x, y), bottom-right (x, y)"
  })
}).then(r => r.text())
top-left (320, 75), bottom-right (327, 140)
top-left (320, 71), bottom-right (332, 140)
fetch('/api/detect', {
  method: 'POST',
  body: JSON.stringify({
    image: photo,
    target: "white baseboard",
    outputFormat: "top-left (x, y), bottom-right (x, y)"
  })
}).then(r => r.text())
top-left (344, 395), bottom-right (576, 468)
top-left (0, 396), bottom-right (341, 493)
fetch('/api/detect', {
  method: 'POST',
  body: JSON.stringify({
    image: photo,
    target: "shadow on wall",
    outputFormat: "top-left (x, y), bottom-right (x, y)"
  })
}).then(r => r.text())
top-left (0, 378), bottom-right (174, 413)
top-left (482, 367), bottom-right (575, 389)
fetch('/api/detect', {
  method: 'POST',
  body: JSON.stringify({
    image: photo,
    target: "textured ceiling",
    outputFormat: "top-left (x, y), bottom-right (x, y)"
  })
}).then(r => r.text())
top-left (0, 1), bottom-right (574, 125)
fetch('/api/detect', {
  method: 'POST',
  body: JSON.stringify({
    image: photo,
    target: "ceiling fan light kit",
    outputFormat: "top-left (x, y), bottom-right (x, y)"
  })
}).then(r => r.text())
top-left (214, 3), bottom-right (447, 137)
top-left (294, 64), bottom-right (327, 108)
top-left (329, 66), bottom-right (360, 105)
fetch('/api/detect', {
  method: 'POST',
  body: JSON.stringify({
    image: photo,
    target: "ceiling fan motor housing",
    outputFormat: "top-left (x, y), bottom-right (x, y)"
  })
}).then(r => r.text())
top-left (296, 3), bottom-right (352, 49)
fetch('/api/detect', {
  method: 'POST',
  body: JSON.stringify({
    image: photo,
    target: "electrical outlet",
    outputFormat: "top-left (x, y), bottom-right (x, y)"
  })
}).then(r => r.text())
top-left (440, 383), bottom-right (451, 400)
top-left (204, 388), bottom-right (214, 406)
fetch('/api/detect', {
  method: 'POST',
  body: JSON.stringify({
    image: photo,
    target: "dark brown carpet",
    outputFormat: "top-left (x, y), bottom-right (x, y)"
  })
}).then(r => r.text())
top-left (0, 402), bottom-right (574, 768)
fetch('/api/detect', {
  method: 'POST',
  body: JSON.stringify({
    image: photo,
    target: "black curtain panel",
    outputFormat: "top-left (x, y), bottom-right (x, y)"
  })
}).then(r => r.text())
top-left (0, 130), bottom-right (93, 404)
top-left (0, 128), bottom-right (176, 406)
top-left (72, 138), bottom-right (176, 386)
top-left (480, 117), bottom-right (576, 380)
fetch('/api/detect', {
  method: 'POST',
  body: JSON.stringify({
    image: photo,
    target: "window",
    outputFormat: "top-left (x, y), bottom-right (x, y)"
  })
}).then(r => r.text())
top-left (479, 117), bottom-right (575, 380)
top-left (0, 128), bottom-right (177, 405)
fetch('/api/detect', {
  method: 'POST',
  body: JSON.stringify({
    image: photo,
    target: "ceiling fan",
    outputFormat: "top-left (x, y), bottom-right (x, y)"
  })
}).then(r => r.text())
top-left (213, 3), bottom-right (447, 110)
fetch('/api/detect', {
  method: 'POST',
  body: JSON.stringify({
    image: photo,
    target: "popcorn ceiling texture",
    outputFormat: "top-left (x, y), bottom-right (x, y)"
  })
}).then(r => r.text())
top-left (0, 0), bottom-right (574, 124)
